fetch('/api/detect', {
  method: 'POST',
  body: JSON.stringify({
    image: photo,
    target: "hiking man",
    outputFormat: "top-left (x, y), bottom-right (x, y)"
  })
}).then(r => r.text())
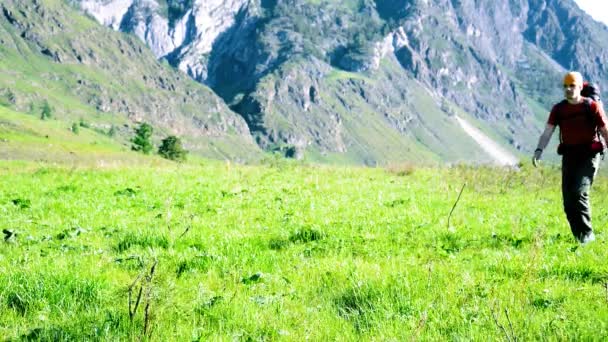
top-left (532, 71), bottom-right (608, 244)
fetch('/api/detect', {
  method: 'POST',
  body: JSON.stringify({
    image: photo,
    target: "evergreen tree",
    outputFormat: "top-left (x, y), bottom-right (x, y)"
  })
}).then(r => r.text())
top-left (158, 135), bottom-right (187, 162)
top-left (107, 125), bottom-right (117, 137)
top-left (40, 100), bottom-right (52, 120)
top-left (131, 123), bottom-right (153, 154)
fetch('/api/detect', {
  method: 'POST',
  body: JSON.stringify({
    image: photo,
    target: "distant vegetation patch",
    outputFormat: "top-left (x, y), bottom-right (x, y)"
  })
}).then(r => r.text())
top-left (115, 233), bottom-right (169, 252)
top-left (11, 198), bottom-right (31, 209)
top-left (385, 162), bottom-right (416, 176)
top-left (531, 295), bottom-right (565, 310)
top-left (289, 227), bottom-right (325, 243)
top-left (334, 279), bottom-right (412, 332)
top-left (269, 226), bottom-right (326, 250)
top-left (539, 265), bottom-right (608, 284)
top-left (1, 272), bottom-right (103, 316)
top-left (167, 0), bottom-right (193, 27)
top-left (176, 254), bottom-right (213, 278)
top-left (114, 187), bottom-right (139, 197)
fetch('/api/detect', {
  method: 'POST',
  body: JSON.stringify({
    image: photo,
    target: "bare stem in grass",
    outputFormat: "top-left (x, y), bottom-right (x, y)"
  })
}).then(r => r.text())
top-left (127, 260), bottom-right (158, 338)
top-left (534, 167), bottom-right (548, 201)
top-left (426, 262), bottom-right (433, 290)
top-left (143, 260), bottom-right (158, 338)
top-left (178, 225), bottom-right (191, 239)
top-left (500, 171), bottom-right (516, 194)
top-left (504, 308), bottom-right (517, 341)
top-left (116, 255), bottom-right (143, 267)
top-left (178, 215), bottom-right (195, 239)
top-left (411, 310), bottom-right (428, 342)
top-left (491, 303), bottom-right (512, 342)
top-left (447, 183), bottom-right (466, 229)
top-left (128, 273), bottom-right (144, 321)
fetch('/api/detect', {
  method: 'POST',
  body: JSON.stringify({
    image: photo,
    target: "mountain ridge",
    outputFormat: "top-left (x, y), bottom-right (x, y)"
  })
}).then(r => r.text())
top-left (4, 0), bottom-right (608, 165)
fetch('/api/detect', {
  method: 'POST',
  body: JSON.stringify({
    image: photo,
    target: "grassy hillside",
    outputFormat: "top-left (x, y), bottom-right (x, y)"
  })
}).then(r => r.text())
top-left (0, 105), bottom-right (176, 166)
top-left (1, 149), bottom-right (608, 339)
top-left (0, 0), bottom-right (261, 161)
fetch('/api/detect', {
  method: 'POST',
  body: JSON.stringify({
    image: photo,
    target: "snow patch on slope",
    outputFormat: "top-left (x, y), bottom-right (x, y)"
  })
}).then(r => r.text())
top-left (455, 115), bottom-right (519, 166)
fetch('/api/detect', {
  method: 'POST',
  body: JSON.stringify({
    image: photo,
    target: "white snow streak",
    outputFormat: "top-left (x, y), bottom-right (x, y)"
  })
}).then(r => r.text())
top-left (455, 115), bottom-right (519, 166)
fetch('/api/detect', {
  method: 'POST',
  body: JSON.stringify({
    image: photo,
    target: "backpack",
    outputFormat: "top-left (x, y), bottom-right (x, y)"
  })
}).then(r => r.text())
top-left (581, 82), bottom-right (601, 102)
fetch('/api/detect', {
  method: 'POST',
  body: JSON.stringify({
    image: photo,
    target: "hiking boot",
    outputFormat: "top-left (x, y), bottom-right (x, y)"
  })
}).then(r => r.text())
top-left (579, 231), bottom-right (596, 245)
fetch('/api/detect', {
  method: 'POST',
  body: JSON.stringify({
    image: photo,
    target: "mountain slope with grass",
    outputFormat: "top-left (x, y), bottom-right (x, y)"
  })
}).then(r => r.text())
top-left (0, 105), bottom-right (174, 166)
top-left (0, 0), bottom-right (261, 161)
top-left (4, 0), bottom-right (608, 164)
top-left (72, 0), bottom-right (608, 165)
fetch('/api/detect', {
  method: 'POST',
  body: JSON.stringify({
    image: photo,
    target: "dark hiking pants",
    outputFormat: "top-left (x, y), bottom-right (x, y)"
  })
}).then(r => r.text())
top-left (562, 153), bottom-right (600, 240)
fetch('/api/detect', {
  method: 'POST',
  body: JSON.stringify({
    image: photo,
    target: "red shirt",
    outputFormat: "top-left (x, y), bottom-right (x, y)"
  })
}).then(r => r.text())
top-left (548, 99), bottom-right (607, 145)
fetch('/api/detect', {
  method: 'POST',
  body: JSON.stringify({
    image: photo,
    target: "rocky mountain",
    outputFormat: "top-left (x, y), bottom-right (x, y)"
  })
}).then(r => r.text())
top-left (0, 0), bottom-right (260, 160)
top-left (6, 0), bottom-right (608, 165)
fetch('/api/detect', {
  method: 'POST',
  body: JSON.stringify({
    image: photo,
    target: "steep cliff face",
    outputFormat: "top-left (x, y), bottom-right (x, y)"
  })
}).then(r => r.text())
top-left (525, 0), bottom-right (608, 83)
top-left (64, 0), bottom-right (608, 163)
top-left (78, 0), bottom-right (250, 82)
top-left (0, 0), bottom-right (260, 160)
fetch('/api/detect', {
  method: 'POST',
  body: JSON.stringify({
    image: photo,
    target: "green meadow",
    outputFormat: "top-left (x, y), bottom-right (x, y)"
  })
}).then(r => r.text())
top-left (2, 106), bottom-right (608, 340)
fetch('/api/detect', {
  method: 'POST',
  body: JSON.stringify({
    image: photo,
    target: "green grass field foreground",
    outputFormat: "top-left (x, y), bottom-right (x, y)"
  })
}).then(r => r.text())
top-left (2, 156), bottom-right (608, 340)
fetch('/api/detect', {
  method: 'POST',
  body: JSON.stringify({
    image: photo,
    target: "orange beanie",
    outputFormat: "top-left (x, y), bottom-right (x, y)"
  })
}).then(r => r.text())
top-left (563, 71), bottom-right (583, 86)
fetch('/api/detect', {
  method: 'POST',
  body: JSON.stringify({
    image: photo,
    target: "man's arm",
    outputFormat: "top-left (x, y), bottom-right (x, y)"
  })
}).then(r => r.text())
top-left (532, 124), bottom-right (556, 167)
top-left (595, 101), bottom-right (608, 143)
top-left (599, 125), bottom-right (608, 144)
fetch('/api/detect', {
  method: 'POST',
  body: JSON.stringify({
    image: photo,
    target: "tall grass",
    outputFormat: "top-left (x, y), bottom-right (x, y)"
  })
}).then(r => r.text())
top-left (1, 160), bottom-right (608, 340)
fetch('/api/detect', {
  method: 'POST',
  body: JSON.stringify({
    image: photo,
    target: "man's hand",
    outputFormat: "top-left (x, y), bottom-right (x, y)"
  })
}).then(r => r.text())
top-left (533, 124), bottom-right (555, 167)
top-left (532, 148), bottom-right (543, 167)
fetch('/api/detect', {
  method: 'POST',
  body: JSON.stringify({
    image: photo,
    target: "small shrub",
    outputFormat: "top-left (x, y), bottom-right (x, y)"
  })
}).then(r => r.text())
top-left (71, 122), bottom-right (80, 134)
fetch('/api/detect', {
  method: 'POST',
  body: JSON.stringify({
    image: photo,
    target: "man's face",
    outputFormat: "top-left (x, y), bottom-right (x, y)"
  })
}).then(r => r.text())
top-left (563, 83), bottom-right (582, 100)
